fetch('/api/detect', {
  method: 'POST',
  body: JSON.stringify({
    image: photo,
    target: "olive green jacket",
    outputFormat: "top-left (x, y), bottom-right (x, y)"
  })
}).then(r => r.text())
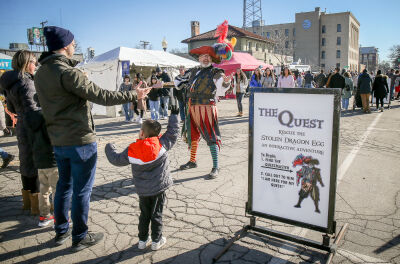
top-left (35, 53), bottom-right (137, 146)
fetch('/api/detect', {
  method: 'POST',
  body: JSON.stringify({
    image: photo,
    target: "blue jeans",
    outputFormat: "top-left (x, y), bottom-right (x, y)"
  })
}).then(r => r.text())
top-left (0, 147), bottom-right (9, 159)
top-left (342, 98), bottom-right (349, 110)
top-left (122, 103), bottom-right (132, 121)
top-left (390, 86), bottom-right (395, 100)
top-left (149, 100), bottom-right (160, 120)
top-left (53, 142), bottom-right (97, 242)
top-left (304, 83), bottom-right (313, 88)
top-left (159, 96), bottom-right (169, 118)
top-left (178, 100), bottom-right (185, 121)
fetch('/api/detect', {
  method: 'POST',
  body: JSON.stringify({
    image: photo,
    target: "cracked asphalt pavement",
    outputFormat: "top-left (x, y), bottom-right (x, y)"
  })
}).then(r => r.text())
top-left (1, 98), bottom-right (399, 263)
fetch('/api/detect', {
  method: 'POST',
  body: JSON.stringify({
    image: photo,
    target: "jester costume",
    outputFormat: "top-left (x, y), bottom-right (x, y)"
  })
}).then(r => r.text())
top-left (176, 20), bottom-right (235, 179)
top-left (292, 154), bottom-right (324, 213)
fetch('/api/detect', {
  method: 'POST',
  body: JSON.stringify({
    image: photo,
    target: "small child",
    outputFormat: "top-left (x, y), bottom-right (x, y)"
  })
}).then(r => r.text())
top-left (105, 105), bottom-right (180, 250)
top-left (25, 109), bottom-right (58, 226)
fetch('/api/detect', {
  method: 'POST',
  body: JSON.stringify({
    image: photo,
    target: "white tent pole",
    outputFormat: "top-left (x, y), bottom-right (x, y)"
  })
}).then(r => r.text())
top-left (115, 60), bottom-right (120, 91)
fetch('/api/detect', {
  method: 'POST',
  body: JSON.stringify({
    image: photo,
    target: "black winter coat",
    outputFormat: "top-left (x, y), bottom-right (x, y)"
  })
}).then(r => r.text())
top-left (0, 71), bottom-right (38, 177)
top-left (328, 73), bottom-right (345, 89)
top-left (357, 73), bottom-right (372, 94)
top-left (372, 75), bottom-right (389, 98)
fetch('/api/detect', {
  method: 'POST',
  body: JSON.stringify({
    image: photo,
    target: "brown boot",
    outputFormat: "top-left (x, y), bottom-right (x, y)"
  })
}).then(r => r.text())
top-left (29, 193), bottom-right (40, 215)
top-left (21, 189), bottom-right (31, 210)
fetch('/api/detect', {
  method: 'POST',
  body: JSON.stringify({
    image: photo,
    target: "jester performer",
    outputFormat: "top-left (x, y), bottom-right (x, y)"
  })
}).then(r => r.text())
top-left (175, 20), bottom-right (235, 179)
top-left (292, 154), bottom-right (325, 213)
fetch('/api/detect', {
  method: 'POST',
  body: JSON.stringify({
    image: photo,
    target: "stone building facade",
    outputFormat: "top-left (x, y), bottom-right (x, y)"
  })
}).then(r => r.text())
top-left (248, 7), bottom-right (360, 72)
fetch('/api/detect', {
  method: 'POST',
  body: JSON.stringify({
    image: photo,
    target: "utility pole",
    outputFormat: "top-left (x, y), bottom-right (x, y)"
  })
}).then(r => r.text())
top-left (140, 41), bottom-right (150, 49)
top-left (40, 20), bottom-right (48, 51)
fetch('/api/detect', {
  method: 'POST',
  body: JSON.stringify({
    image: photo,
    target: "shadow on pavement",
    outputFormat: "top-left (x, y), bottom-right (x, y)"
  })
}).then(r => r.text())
top-left (76, 231), bottom-right (327, 264)
top-left (91, 177), bottom-right (137, 202)
top-left (374, 234), bottom-right (400, 254)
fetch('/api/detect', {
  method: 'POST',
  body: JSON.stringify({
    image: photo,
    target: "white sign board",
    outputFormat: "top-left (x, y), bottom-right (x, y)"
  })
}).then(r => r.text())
top-left (249, 89), bottom-right (340, 232)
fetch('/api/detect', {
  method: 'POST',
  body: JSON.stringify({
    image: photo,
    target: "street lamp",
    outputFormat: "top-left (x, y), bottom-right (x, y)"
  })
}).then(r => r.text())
top-left (162, 37), bottom-right (168, 52)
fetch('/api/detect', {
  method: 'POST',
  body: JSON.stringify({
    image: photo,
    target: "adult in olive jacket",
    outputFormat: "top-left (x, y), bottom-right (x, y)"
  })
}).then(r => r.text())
top-left (34, 26), bottom-right (140, 251)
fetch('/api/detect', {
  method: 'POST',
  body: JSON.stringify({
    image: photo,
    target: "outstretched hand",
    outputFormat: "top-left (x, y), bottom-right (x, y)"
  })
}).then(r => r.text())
top-left (223, 74), bottom-right (232, 83)
top-left (134, 81), bottom-right (143, 89)
top-left (170, 105), bottom-right (180, 115)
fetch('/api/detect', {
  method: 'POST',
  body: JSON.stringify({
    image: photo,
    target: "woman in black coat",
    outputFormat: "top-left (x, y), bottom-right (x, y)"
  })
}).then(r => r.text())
top-left (0, 50), bottom-right (40, 214)
top-left (372, 70), bottom-right (389, 112)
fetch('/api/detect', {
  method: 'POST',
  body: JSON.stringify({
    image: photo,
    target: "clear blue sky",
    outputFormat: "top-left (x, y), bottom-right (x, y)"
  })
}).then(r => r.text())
top-left (0, 0), bottom-right (398, 61)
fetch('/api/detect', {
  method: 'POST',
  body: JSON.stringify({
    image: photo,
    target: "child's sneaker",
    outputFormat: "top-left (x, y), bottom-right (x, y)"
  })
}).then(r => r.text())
top-left (138, 237), bottom-right (151, 249)
top-left (38, 215), bottom-right (55, 227)
top-left (151, 237), bottom-right (166, 251)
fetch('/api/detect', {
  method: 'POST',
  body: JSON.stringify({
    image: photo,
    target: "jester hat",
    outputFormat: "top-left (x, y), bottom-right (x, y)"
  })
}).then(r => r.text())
top-left (189, 20), bottom-right (236, 64)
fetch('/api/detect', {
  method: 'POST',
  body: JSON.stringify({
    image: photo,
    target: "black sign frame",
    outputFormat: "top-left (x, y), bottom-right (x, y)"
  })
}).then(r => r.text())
top-left (247, 87), bottom-right (341, 234)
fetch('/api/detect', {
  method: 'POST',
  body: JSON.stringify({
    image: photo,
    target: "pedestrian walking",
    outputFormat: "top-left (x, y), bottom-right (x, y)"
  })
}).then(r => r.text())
top-left (133, 73), bottom-right (151, 124)
top-left (314, 70), bottom-right (326, 88)
top-left (342, 72), bottom-right (354, 111)
top-left (249, 68), bottom-right (262, 87)
top-left (327, 67), bottom-right (345, 89)
top-left (148, 75), bottom-right (163, 121)
top-left (261, 68), bottom-right (275, 88)
top-left (173, 66), bottom-right (189, 123)
top-left (357, 69), bottom-right (373, 113)
top-left (372, 70), bottom-right (389, 112)
top-left (120, 75), bottom-right (133, 122)
top-left (277, 67), bottom-right (295, 88)
top-left (304, 71), bottom-right (314, 88)
top-left (0, 50), bottom-right (40, 215)
top-left (156, 67), bottom-right (171, 120)
top-left (105, 105), bottom-right (180, 251)
top-left (232, 68), bottom-right (248, 116)
top-left (34, 26), bottom-right (140, 251)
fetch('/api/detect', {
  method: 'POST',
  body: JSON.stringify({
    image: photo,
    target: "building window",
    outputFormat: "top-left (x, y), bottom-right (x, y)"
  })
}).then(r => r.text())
top-left (293, 40), bottom-right (296, 48)
top-left (337, 37), bottom-right (341, 45)
top-left (248, 42), bottom-right (252, 50)
top-left (337, 24), bottom-right (341, 32)
top-left (336, 50), bottom-right (341, 58)
top-left (285, 29), bottom-right (289, 37)
top-left (321, 63), bottom-right (325, 68)
top-left (266, 32), bottom-right (270, 39)
top-left (321, 51), bottom-right (325, 59)
top-left (336, 63), bottom-right (341, 69)
top-left (293, 28), bottom-right (296, 36)
top-left (275, 30), bottom-right (278, 36)
top-left (322, 25), bottom-right (326, 33)
top-left (285, 41), bottom-right (289, 48)
top-left (322, 38), bottom-right (325, 46)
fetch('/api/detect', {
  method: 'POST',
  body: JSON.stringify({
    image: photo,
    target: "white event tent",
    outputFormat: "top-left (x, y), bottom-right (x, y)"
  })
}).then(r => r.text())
top-left (78, 46), bottom-right (198, 117)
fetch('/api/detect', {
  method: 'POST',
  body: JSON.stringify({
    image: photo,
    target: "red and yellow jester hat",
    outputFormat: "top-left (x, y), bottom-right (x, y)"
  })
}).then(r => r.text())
top-left (189, 20), bottom-right (236, 64)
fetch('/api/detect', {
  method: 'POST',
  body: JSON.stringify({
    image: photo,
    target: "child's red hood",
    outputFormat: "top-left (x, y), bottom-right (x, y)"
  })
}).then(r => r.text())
top-left (127, 136), bottom-right (165, 164)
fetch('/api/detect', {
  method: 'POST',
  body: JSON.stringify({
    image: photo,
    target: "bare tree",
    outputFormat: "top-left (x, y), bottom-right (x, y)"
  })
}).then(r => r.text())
top-left (170, 47), bottom-right (188, 54)
top-left (378, 60), bottom-right (391, 74)
top-left (270, 31), bottom-right (294, 66)
top-left (74, 40), bottom-right (83, 54)
top-left (389, 45), bottom-right (400, 67)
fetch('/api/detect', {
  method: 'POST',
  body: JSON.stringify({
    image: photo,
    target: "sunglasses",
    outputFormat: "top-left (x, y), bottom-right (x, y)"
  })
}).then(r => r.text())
top-left (30, 60), bottom-right (38, 66)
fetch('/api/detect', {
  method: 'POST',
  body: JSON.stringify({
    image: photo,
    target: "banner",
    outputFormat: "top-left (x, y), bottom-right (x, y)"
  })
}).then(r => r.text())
top-left (0, 59), bottom-right (12, 70)
top-left (121, 60), bottom-right (130, 77)
top-left (32, 27), bottom-right (43, 45)
top-left (248, 88), bottom-right (340, 233)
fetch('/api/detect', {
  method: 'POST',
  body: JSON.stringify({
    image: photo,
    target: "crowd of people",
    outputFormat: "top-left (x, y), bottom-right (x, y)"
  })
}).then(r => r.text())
top-left (0, 24), bottom-right (233, 253)
top-left (232, 66), bottom-right (398, 115)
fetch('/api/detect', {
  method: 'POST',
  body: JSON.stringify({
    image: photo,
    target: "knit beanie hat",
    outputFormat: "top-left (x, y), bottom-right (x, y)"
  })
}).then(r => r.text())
top-left (43, 26), bottom-right (74, 52)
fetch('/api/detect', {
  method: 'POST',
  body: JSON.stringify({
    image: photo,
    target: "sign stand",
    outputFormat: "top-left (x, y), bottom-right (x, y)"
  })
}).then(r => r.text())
top-left (213, 88), bottom-right (348, 263)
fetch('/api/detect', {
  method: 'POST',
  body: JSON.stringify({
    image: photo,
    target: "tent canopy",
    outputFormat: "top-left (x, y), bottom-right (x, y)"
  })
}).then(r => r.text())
top-left (77, 47), bottom-right (198, 117)
top-left (85, 46), bottom-right (199, 68)
top-left (214, 52), bottom-right (273, 75)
